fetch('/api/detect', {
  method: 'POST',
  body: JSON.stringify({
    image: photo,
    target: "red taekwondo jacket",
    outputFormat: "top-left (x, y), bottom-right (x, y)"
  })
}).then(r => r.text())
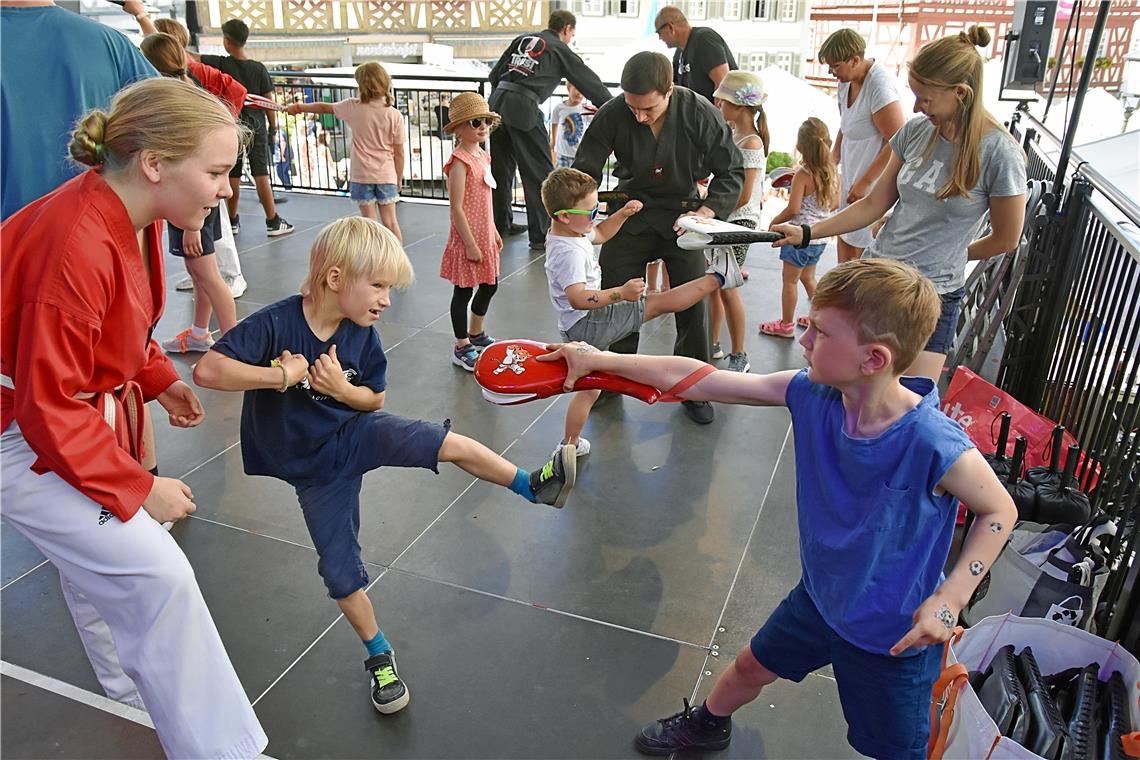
top-left (1, 169), bottom-right (179, 521)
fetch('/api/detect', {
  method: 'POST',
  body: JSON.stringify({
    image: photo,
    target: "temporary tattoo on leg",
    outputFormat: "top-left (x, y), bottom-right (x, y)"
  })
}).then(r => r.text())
top-left (989, 521), bottom-right (1004, 533)
top-left (935, 604), bottom-right (955, 630)
top-left (969, 560), bottom-right (984, 576)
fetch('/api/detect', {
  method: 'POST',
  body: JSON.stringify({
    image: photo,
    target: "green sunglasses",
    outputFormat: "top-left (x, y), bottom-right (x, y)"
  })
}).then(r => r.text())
top-left (554, 203), bottom-right (600, 220)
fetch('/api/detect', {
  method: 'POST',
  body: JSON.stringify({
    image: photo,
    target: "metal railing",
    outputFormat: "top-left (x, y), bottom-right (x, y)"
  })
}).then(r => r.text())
top-left (264, 71), bottom-right (619, 201)
top-left (1000, 108), bottom-right (1140, 642)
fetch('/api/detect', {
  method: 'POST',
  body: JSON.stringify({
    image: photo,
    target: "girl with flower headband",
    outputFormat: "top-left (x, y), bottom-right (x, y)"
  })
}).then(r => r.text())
top-left (708, 70), bottom-right (771, 373)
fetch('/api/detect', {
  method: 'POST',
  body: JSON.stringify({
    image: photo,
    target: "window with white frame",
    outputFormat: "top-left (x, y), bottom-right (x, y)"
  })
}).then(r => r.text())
top-left (748, 52), bottom-right (768, 70)
top-left (779, 0), bottom-right (798, 21)
top-left (776, 51), bottom-right (793, 71)
top-left (749, 0), bottom-right (770, 21)
top-left (687, 0), bottom-right (707, 19)
top-left (581, 0), bottom-right (605, 15)
top-left (610, 0), bottom-right (640, 16)
top-left (722, 0), bottom-right (743, 20)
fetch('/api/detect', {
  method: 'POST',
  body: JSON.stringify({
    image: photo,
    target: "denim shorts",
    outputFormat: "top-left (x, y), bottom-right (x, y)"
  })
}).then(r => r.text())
top-left (349, 182), bottom-right (399, 206)
top-left (779, 242), bottom-right (826, 269)
top-left (749, 582), bottom-right (942, 760)
top-left (561, 300), bottom-right (645, 349)
top-left (924, 286), bottom-right (966, 354)
top-left (292, 412), bottom-right (449, 599)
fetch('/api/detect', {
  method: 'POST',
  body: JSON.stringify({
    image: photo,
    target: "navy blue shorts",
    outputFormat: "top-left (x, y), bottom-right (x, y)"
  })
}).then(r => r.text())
top-left (924, 287), bottom-right (966, 354)
top-left (167, 204), bottom-right (222, 257)
top-left (292, 412), bottom-right (450, 599)
top-left (749, 582), bottom-right (941, 759)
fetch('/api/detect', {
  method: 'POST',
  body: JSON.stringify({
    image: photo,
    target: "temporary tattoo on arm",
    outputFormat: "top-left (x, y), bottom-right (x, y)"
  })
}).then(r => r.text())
top-left (934, 604), bottom-right (955, 630)
top-left (608, 291), bottom-right (622, 302)
top-left (587, 294), bottom-right (599, 304)
top-left (989, 521), bottom-right (1004, 533)
top-left (969, 560), bottom-right (985, 576)
top-left (574, 344), bottom-right (599, 354)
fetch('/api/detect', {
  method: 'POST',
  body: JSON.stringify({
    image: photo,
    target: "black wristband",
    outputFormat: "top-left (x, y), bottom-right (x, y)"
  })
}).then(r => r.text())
top-left (797, 224), bottom-right (812, 249)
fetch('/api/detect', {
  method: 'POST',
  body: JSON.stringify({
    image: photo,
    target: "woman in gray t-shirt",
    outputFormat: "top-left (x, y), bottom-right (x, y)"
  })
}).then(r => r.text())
top-left (774, 26), bottom-right (1027, 381)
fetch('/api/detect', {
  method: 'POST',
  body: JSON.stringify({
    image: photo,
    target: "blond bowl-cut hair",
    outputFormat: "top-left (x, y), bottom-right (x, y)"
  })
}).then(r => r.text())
top-left (540, 167), bottom-right (597, 217)
top-left (302, 217), bottom-right (415, 304)
top-left (68, 77), bottom-right (247, 172)
top-left (812, 259), bottom-right (941, 372)
top-left (818, 29), bottom-right (866, 64)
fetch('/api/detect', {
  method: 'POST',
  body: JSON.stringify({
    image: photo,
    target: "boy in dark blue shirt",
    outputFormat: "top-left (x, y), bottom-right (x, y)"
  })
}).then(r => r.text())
top-left (194, 217), bottom-right (575, 715)
top-left (540, 259), bottom-right (1017, 758)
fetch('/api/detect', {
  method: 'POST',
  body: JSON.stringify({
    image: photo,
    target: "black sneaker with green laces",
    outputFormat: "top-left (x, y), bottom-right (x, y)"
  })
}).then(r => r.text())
top-left (365, 651), bottom-right (409, 714)
top-left (636, 698), bottom-right (732, 755)
top-left (529, 443), bottom-right (576, 508)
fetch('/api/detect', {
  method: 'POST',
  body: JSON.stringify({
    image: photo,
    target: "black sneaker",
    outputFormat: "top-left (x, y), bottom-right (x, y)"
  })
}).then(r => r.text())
top-left (365, 651), bottom-right (409, 714)
top-left (230, 215), bottom-right (240, 234)
top-left (266, 215), bottom-right (295, 237)
top-left (636, 699), bottom-right (731, 755)
top-left (529, 443), bottom-right (576, 508)
top-left (507, 223), bottom-right (528, 236)
top-left (682, 400), bottom-right (714, 425)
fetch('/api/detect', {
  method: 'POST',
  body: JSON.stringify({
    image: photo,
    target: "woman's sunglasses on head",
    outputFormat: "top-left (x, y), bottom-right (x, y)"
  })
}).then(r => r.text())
top-left (555, 203), bottom-right (600, 220)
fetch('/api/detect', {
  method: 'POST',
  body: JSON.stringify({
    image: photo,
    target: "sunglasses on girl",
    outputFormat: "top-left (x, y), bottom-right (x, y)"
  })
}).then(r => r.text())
top-left (554, 203), bottom-right (600, 220)
top-left (466, 117), bottom-right (493, 128)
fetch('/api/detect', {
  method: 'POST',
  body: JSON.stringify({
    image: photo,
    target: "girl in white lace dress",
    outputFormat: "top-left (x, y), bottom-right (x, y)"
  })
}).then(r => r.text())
top-left (709, 71), bottom-right (770, 373)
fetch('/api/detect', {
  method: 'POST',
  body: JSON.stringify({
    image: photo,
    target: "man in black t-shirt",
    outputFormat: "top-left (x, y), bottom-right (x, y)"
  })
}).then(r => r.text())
top-left (200, 19), bottom-right (293, 237)
top-left (654, 6), bottom-right (737, 103)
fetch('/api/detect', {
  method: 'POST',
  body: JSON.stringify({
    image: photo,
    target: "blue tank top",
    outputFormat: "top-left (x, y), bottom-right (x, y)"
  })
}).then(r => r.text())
top-left (785, 370), bottom-right (973, 655)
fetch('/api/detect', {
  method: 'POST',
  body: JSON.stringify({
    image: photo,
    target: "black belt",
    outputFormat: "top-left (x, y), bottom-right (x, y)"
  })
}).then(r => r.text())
top-left (598, 191), bottom-right (705, 212)
top-left (492, 81), bottom-right (541, 104)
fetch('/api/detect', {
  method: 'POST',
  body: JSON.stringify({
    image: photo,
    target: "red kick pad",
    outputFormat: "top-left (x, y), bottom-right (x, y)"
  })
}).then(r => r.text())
top-left (474, 340), bottom-right (664, 406)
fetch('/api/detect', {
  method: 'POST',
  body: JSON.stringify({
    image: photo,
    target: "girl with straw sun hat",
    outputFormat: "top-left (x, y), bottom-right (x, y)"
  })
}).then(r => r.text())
top-left (441, 92), bottom-right (505, 370)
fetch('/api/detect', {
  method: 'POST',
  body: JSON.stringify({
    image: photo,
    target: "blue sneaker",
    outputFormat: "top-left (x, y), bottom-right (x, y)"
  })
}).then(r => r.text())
top-left (452, 343), bottom-right (479, 371)
top-left (467, 332), bottom-right (496, 351)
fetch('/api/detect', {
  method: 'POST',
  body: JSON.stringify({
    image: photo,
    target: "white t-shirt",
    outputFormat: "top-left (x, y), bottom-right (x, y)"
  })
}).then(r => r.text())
top-left (550, 101), bottom-right (594, 160)
top-left (837, 61), bottom-right (900, 247)
top-left (544, 229), bottom-right (598, 332)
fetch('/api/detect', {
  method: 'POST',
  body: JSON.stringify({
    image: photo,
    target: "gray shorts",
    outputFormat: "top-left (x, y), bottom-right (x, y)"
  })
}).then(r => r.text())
top-left (562, 300), bottom-right (645, 349)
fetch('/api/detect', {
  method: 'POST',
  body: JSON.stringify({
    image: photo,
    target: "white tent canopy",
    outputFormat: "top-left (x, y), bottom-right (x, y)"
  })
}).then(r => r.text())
top-left (754, 65), bottom-right (840, 158)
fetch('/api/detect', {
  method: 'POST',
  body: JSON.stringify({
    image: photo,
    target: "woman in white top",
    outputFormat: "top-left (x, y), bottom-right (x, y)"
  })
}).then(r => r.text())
top-left (819, 29), bottom-right (906, 263)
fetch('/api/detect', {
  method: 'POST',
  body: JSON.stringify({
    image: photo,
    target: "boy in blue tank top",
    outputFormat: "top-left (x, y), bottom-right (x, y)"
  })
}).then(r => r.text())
top-left (540, 259), bottom-right (1016, 759)
top-left (194, 217), bottom-right (576, 716)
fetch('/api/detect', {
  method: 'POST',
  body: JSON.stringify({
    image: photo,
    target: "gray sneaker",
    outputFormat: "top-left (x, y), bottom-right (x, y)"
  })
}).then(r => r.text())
top-left (529, 444), bottom-right (576, 508)
top-left (705, 250), bottom-right (744, 289)
top-left (175, 276), bottom-right (194, 292)
top-left (726, 352), bottom-right (751, 373)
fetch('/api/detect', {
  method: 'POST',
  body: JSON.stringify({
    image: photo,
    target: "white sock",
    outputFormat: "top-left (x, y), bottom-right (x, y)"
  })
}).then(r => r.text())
top-left (191, 325), bottom-right (210, 339)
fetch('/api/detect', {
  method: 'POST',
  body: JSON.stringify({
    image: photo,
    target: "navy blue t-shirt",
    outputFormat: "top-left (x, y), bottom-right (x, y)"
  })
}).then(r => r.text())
top-left (212, 295), bottom-right (387, 482)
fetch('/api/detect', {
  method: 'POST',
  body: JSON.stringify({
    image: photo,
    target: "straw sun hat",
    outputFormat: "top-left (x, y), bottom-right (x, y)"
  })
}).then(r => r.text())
top-left (444, 92), bottom-right (501, 134)
top-left (712, 71), bottom-right (767, 108)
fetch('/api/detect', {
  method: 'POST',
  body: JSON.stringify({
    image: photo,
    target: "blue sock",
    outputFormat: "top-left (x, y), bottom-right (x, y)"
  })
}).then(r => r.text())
top-left (509, 467), bottom-right (535, 502)
top-left (364, 630), bottom-right (391, 658)
top-left (712, 271), bottom-right (726, 287)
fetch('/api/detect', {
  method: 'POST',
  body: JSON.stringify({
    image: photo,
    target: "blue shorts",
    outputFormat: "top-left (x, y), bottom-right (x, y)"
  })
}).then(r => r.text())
top-left (292, 413), bottom-right (450, 599)
top-left (779, 242), bottom-right (825, 268)
top-left (349, 182), bottom-right (399, 206)
top-left (749, 582), bottom-right (941, 759)
top-left (924, 287), bottom-right (965, 354)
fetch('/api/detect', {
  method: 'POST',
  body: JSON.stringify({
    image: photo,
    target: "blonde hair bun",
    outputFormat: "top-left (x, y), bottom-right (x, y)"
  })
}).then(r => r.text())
top-left (965, 25), bottom-right (991, 48)
top-left (68, 110), bottom-right (110, 167)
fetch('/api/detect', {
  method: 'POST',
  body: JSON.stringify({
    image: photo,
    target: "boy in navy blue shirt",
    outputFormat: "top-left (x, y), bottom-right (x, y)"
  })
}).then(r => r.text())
top-left (540, 259), bottom-right (1017, 758)
top-left (194, 217), bottom-right (575, 715)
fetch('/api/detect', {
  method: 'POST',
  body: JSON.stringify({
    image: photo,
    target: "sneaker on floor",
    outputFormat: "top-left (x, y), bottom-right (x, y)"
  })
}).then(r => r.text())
top-left (759, 319), bottom-right (795, 338)
top-left (452, 343), bottom-right (479, 371)
top-left (529, 443), bottom-right (576, 508)
top-left (726, 352), bottom-right (751, 373)
top-left (161, 327), bottom-right (215, 354)
top-left (265, 215), bottom-right (294, 237)
top-left (710, 342), bottom-right (724, 360)
top-left (635, 699), bottom-right (731, 755)
top-left (705, 249), bottom-right (744, 289)
top-left (230, 215), bottom-right (240, 234)
top-left (365, 651), bottom-right (409, 714)
top-left (552, 437), bottom-right (591, 459)
top-left (175, 276), bottom-right (194, 292)
top-left (681, 399), bottom-right (714, 425)
top-left (507, 222), bottom-right (528, 235)
top-left (467, 332), bottom-right (496, 350)
top-left (225, 274), bottom-right (247, 299)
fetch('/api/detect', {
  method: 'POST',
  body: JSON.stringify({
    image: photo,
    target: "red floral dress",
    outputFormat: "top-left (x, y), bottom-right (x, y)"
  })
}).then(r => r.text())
top-left (439, 147), bottom-right (500, 287)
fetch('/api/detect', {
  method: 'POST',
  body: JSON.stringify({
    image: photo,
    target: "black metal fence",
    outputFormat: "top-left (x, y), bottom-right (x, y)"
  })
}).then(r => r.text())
top-left (263, 71), bottom-right (618, 200)
top-left (998, 109), bottom-right (1140, 644)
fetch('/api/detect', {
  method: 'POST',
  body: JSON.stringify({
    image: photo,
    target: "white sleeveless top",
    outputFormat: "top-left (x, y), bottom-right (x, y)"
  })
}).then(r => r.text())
top-left (728, 133), bottom-right (765, 224)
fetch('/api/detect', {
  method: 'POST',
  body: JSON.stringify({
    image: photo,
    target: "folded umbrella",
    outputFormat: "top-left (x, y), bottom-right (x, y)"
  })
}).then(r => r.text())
top-left (1006, 436), bottom-right (1040, 520)
top-left (1027, 425), bottom-right (1067, 488)
top-left (984, 411), bottom-right (1015, 481)
top-left (1035, 443), bottom-right (1092, 525)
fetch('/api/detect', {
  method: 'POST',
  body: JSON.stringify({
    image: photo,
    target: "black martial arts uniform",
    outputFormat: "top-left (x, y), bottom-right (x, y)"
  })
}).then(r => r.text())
top-left (488, 29), bottom-right (611, 247)
top-left (572, 86), bottom-right (742, 363)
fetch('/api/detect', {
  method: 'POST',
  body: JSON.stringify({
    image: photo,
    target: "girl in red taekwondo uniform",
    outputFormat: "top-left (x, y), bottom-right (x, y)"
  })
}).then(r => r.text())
top-left (0, 78), bottom-right (267, 759)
